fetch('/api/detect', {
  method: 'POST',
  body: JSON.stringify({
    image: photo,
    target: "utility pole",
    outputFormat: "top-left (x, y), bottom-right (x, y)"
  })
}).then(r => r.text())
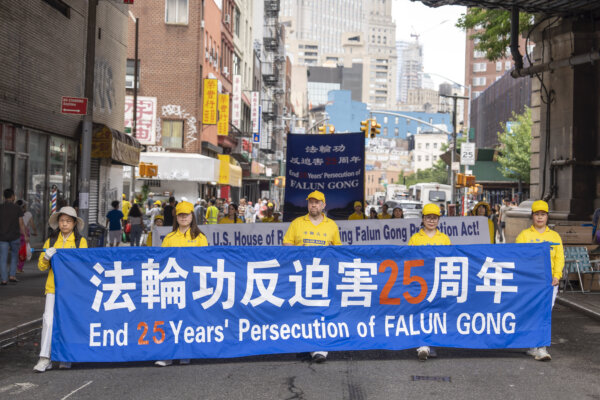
top-left (79, 0), bottom-right (98, 236)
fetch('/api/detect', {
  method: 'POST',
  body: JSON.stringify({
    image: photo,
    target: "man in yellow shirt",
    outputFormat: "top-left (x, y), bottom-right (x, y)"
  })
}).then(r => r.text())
top-left (515, 200), bottom-right (563, 362)
top-left (378, 204), bottom-right (391, 219)
top-left (284, 190), bottom-right (341, 363)
top-left (408, 203), bottom-right (451, 361)
top-left (348, 201), bottom-right (365, 220)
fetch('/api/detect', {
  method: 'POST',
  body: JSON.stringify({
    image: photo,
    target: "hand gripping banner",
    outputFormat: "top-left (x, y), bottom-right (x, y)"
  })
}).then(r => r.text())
top-left (51, 243), bottom-right (552, 362)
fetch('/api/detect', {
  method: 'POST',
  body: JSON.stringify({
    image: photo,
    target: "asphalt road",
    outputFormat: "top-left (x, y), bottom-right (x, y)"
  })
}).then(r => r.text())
top-left (0, 303), bottom-right (598, 400)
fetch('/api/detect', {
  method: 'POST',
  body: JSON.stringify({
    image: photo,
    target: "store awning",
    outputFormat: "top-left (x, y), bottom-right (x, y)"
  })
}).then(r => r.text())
top-left (92, 124), bottom-right (142, 166)
top-left (140, 152), bottom-right (220, 183)
top-left (218, 154), bottom-right (242, 187)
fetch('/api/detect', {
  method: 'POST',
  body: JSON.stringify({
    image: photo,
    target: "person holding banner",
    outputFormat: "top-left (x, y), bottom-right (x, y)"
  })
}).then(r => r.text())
top-left (155, 201), bottom-right (208, 367)
top-left (391, 207), bottom-right (404, 219)
top-left (34, 207), bottom-right (87, 372)
top-left (471, 201), bottom-right (495, 244)
top-left (146, 214), bottom-right (164, 246)
top-left (260, 203), bottom-right (277, 222)
top-left (348, 201), bottom-right (366, 220)
top-left (378, 204), bottom-right (391, 219)
top-left (283, 190), bottom-right (341, 363)
top-left (516, 200), bottom-right (564, 362)
top-left (408, 203), bottom-right (451, 361)
top-left (219, 203), bottom-right (243, 224)
top-left (369, 208), bottom-right (379, 219)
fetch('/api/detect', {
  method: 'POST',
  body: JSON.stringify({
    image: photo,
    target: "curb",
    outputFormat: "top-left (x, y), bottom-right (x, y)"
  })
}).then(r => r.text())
top-left (0, 318), bottom-right (42, 349)
top-left (556, 297), bottom-right (600, 322)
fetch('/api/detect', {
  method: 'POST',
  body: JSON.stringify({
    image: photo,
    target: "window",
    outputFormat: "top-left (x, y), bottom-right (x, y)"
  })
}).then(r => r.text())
top-left (394, 127), bottom-right (399, 137)
top-left (425, 143), bottom-right (430, 149)
top-left (417, 155), bottom-right (422, 161)
top-left (395, 117), bottom-right (399, 124)
top-left (165, 0), bottom-right (188, 25)
top-left (417, 143), bottom-right (422, 149)
top-left (433, 143), bottom-right (437, 149)
top-left (383, 127), bottom-right (388, 135)
top-left (496, 61), bottom-right (502, 71)
top-left (234, 7), bottom-right (241, 37)
top-left (472, 77), bottom-right (487, 86)
top-left (162, 120), bottom-right (184, 148)
top-left (383, 116), bottom-right (388, 123)
top-left (126, 59), bottom-right (140, 89)
top-left (473, 62), bottom-right (487, 72)
top-left (505, 61), bottom-right (512, 70)
top-left (425, 155), bottom-right (429, 161)
top-left (473, 49), bottom-right (486, 58)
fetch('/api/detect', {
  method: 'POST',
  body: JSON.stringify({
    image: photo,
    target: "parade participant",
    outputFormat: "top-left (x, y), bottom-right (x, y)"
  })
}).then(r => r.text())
top-left (105, 200), bottom-right (124, 247)
top-left (146, 214), bottom-right (164, 246)
top-left (121, 194), bottom-right (131, 243)
top-left (34, 207), bottom-right (87, 372)
top-left (283, 190), bottom-right (341, 363)
top-left (219, 203), bottom-right (243, 224)
top-left (348, 201), bottom-right (366, 220)
top-left (163, 196), bottom-right (176, 227)
top-left (471, 201), bottom-right (495, 243)
top-left (260, 203), bottom-right (277, 222)
top-left (516, 200), bottom-right (564, 362)
top-left (205, 198), bottom-right (219, 225)
top-left (408, 203), bottom-right (451, 361)
top-left (369, 208), bottom-right (378, 219)
top-left (156, 201), bottom-right (208, 367)
top-left (378, 204), bottom-right (391, 219)
top-left (391, 207), bottom-right (404, 219)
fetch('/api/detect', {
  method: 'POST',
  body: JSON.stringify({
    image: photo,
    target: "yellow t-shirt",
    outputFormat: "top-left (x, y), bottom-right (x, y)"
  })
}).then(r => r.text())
top-left (408, 229), bottom-right (452, 246)
top-left (122, 200), bottom-right (131, 220)
top-left (219, 215), bottom-right (243, 224)
top-left (283, 214), bottom-right (341, 246)
top-left (162, 229), bottom-right (208, 247)
top-left (348, 212), bottom-right (365, 220)
top-left (378, 213), bottom-right (391, 219)
top-left (39, 233), bottom-right (88, 294)
top-left (261, 216), bottom-right (277, 222)
top-left (515, 226), bottom-right (564, 279)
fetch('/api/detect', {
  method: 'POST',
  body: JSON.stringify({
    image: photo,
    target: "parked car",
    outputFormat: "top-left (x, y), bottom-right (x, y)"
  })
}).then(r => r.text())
top-left (384, 200), bottom-right (422, 219)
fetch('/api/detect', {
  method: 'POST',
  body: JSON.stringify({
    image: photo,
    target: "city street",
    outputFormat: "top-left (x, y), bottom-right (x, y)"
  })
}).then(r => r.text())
top-left (0, 277), bottom-right (598, 400)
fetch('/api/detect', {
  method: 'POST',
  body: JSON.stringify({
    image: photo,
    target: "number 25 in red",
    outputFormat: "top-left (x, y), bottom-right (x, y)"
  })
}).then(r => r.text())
top-left (379, 259), bottom-right (428, 305)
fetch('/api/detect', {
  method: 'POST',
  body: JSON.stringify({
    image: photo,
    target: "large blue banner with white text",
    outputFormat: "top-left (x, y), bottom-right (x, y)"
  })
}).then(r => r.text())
top-left (284, 132), bottom-right (365, 221)
top-left (51, 244), bottom-right (552, 362)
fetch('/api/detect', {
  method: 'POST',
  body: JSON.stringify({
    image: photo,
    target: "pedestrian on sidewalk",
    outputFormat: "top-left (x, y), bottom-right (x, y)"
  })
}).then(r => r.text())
top-left (515, 200), bottom-right (564, 362)
top-left (34, 206), bottom-right (87, 372)
top-left (16, 199), bottom-right (37, 273)
top-left (106, 200), bottom-right (124, 247)
top-left (128, 204), bottom-right (144, 247)
top-left (0, 188), bottom-right (28, 285)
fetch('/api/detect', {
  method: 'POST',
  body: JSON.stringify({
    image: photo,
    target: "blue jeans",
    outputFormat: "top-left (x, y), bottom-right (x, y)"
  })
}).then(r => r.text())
top-left (0, 238), bottom-right (21, 282)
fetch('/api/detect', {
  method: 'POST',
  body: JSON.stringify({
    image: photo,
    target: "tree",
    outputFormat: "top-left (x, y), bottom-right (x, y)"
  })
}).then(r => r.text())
top-left (497, 107), bottom-right (532, 187)
top-left (456, 8), bottom-right (533, 61)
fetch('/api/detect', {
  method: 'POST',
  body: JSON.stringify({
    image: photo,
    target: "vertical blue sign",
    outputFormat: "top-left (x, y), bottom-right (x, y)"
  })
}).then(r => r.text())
top-left (283, 132), bottom-right (365, 221)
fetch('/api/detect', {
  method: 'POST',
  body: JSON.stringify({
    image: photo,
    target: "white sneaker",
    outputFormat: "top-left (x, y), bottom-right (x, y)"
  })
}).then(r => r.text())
top-left (59, 362), bottom-right (72, 369)
top-left (154, 360), bottom-right (173, 367)
top-left (417, 346), bottom-right (430, 361)
top-left (179, 359), bottom-right (190, 365)
top-left (526, 347), bottom-right (540, 358)
top-left (535, 347), bottom-right (551, 361)
top-left (33, 357), bottom-right (52, 372)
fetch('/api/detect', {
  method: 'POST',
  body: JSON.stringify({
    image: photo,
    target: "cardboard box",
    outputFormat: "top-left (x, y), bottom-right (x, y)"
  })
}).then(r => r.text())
top-left (582, 273), bottom-right (600, 292)
top-left (554, 224), bottom-right (593, 244)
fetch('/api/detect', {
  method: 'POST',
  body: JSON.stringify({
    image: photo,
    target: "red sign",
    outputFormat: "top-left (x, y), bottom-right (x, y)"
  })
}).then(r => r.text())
top-left (61, 97), bottom-right (88, 115)
top-left (124, 0), bottom-right (134, 4)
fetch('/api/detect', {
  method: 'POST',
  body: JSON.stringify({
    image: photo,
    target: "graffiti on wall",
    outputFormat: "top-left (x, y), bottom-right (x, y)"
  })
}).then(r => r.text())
top-left (94, 59), bottom-right (116, 115)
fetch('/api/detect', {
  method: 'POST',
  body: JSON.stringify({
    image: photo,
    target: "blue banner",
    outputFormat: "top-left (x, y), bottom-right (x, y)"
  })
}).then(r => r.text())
top-left (51, 244), bottom-right (552, 362)
top-left (284, 132), bottom-right (365, 221)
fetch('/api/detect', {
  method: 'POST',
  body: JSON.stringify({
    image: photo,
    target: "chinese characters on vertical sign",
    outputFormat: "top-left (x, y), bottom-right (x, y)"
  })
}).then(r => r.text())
top-left (124, 96), bottom-right (157, 145)
top-left (251, 92), bottom-right (260, 143)
top-left (217, 94), bottom-right (230, 136)
top-left (202, 79), bottom-right (218, 125)
top-left (232, 75), bottom-right (242, 129)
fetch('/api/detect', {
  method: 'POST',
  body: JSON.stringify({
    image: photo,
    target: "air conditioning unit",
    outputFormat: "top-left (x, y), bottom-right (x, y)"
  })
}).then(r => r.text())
top-left (224, 14), bottom-right (230, 24)
top-left (213, 59), bottom-right (218, 68)
top-left (205, 51), bottom-right (209, 59)
top-left (125, 75), bottom-right (135, 89)
top-left (223, 66), bottom-right (229, 76)
top-left (201, 20), bottom-right (205, 28)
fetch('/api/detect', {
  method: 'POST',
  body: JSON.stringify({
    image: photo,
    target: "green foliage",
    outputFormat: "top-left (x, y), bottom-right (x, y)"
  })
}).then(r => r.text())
top-left (496, 107), bottom-right (532, 183)
top-left (402, 159), bottom-right (448, 187)
top-left (456, 8), bottom-right (533, 61)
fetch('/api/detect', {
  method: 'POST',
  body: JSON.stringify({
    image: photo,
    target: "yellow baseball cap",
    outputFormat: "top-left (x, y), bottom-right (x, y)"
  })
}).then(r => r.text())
top-left (532, 200), bottom-right (549, 213)
top-left (306, 190), bottom-right (325, 203)
top-left (122, 193), bottom-right (126, 199)
top-left (154, 214), bottom-right (164, 220)
top-left (267, 202), bottom-right (274, 208)
top-left (354, 201), bottom-right (362, 208)
top-left (154, 200), bottom-right (162, 206)
top-left (175, 201), bottom-right (194, 215)
top-left (422, 203), bottom-right (441, 216)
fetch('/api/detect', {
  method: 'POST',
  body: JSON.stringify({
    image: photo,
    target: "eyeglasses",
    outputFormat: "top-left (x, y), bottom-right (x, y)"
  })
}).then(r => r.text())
top-left (423, 215), bottom-right (439, 221)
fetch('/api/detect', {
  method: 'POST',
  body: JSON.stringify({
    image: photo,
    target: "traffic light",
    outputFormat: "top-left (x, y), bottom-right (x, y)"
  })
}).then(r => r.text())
top-left (370, 120), bottom-right (381, 138)
top-left (274, 176), bottom-right (286, 187)
top-left (328, 124), bottom-right (335, 134)
top-left (456, 173), bottom-right (466, 187)
top-left (465, 175), bottom-right (476, 187)
top-left (138, 162), bottom-right (158, 178)
top-left (360, 119), bottom-right (371, 138)
top-left (318, 125), bottom-right (326, 134)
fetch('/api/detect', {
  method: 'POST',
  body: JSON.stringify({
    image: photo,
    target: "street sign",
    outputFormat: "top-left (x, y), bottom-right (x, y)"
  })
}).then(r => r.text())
top-left (61, 97), bottom-right (87, 115)
top-left (461, 142), bottom-right (475, 166)
top-left (452, 161), bottom-right (460, 171)
top-left (253, 133), bottom-right (260, 143)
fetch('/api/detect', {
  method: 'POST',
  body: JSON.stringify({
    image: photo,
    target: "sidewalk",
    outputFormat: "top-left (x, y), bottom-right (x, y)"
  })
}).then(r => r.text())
top-left (556, 291), bottom-right (600, 321)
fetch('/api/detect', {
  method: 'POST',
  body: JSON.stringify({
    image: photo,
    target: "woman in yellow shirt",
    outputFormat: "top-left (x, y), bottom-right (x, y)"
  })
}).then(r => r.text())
top-left (156, 201), bottom-right (207, 367)
top-left (34, 207), bottom-right (87, 372)
top-left (219, 203), bottom-right (244, 224)
top-left (407, 203), bottom-right (451, 361)
top-left (471, 201), bottom-right (495, 243)
top-left (515, 200), bottom-right (564, 362)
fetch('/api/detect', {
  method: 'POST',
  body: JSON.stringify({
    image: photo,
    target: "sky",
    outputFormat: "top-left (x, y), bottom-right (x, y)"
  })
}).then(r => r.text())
top-left (392, 0), bottom-right (467, 89)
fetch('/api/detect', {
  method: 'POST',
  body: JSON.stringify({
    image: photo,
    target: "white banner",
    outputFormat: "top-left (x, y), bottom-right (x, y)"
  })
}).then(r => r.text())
top-left (232, 75), bottom-right (242, 129)
top-left (152, 216), bottom-right (490, 247)
top-left (251, 92), bottom-right (260, 133)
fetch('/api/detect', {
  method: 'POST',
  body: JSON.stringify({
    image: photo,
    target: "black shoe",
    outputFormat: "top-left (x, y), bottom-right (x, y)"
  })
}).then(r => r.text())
top-left (1, 281), bottom-right (7, 286)
top-left (312, 354), bottom-right (326, 364)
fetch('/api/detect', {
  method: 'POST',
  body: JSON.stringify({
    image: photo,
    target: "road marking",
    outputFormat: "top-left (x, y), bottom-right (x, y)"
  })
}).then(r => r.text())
top-left (61, 381), bottom-right (93, 400)
top-left (0, 382), bottom-right (37, 395)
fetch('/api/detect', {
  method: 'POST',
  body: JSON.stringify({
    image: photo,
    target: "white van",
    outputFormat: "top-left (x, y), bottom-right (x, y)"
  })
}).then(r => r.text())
top-left (408, 183), bottom-right (451, 208)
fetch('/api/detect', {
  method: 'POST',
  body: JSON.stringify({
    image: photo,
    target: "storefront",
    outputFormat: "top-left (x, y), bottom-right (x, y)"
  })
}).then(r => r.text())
top-left (0, 123), bottom-right (78, 248)
top-left (137, 152), bottom-right (221, 202)
top-left (217, 154), bottom-right (242, 201)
